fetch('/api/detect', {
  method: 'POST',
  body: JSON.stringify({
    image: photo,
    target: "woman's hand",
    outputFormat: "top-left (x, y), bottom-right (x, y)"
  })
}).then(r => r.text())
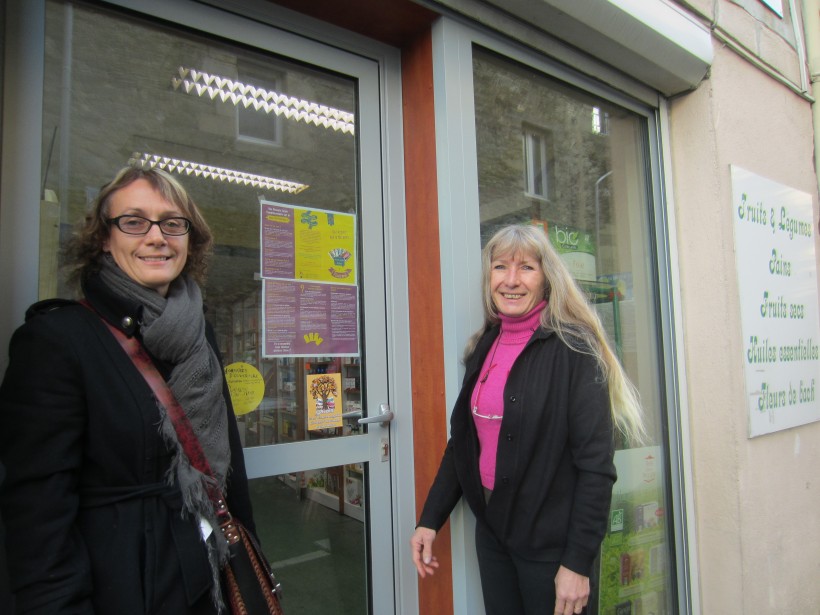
top-left (554, 565), bottom-right (589, 614)
top-left (410, 527), bottom-right (439, 578)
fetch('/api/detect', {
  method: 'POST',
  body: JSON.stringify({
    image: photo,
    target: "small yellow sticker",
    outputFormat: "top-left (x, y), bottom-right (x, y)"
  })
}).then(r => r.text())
top-left (224, 362), bottom-right (264, 416)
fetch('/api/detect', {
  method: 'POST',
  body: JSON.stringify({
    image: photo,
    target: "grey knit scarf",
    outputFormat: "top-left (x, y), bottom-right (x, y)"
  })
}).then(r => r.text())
top-left (98, 255), bottom-right (231, 609)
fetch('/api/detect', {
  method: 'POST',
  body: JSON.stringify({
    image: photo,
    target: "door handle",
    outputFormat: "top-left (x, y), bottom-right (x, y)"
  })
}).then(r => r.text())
top-left (358, 403), bottom-right (394, 427)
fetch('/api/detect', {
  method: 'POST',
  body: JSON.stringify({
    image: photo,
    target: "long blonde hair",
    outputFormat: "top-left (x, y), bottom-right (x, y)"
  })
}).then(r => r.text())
top-left (466, 224), bottom-right (646, 445)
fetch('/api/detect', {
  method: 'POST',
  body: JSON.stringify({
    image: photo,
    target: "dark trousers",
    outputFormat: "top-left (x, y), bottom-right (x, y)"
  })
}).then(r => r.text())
top-left (475, 521), bottom-right (563, 615)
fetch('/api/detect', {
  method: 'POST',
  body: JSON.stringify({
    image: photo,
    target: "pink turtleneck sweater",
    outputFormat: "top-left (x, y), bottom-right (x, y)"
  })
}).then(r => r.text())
top-left (470, 301), bottom-right (546, 490)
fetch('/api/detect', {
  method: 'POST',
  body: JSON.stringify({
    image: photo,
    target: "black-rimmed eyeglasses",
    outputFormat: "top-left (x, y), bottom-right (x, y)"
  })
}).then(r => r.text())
top-left (108, 215), bottom-right (192, 236)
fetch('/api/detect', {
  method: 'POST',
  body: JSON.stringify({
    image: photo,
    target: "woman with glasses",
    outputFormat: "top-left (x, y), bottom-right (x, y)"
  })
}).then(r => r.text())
top-left (410, 224), bottom-right (645, 615)
top-left (0, 166), bottom-right (256, 614)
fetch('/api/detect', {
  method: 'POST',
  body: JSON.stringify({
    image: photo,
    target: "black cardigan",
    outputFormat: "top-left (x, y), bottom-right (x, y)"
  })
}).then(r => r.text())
top-left (418, 325), bottom-right (617, 576)
top-left (0, 275), bottom-right (255, 614)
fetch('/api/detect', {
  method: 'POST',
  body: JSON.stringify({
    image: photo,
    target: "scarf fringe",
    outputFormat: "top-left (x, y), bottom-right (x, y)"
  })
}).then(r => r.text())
top-left (157, 402), bottom-right (230, 612)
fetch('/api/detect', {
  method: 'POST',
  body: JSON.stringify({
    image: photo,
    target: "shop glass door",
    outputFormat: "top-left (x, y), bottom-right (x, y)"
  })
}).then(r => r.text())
top-left (37, 1), bottom-right (395, 612)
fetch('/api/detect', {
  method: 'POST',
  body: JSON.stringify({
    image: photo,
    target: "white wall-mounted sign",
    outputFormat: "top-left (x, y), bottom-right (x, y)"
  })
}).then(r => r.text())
top-left (731, 166), bottom-right (820, 436)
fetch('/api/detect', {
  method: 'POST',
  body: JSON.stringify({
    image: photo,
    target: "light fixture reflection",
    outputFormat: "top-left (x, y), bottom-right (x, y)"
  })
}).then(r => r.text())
top-left (130, 152), bottom-right (309, 194)
top-left (171, 67), bottom-right (355, 135)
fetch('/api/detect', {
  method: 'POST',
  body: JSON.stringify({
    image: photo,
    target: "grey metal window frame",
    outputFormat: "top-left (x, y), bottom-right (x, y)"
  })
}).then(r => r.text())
top-left (430, 16), bottom-right (698, 615)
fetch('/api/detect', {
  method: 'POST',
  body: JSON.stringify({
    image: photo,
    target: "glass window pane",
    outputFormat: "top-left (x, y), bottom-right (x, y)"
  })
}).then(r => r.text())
top-left (472, 45), bottom-right (674, 614)
top-left (42, 1), bottom-right (364, 447)
top-left (40, 3), bottom-right (371, 613)
top-left (251, 468), bottom-right (367, 613)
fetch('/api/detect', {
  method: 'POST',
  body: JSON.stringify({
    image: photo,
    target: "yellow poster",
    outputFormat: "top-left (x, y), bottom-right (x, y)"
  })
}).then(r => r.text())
top-left (224, 362), bottom-right (265, 416)
top-left (306, 372), bottom-right (343, 430)
top-left (293, 208), bottom-right (356, 284)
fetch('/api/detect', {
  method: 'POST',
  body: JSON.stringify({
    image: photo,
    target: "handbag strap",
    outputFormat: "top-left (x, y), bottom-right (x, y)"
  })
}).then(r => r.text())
top-left (80, 301), bottom-right (237, 535)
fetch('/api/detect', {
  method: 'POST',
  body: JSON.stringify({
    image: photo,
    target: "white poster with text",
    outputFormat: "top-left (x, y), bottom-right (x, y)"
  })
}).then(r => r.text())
top-left (731, 165), bottom-right (820, 437)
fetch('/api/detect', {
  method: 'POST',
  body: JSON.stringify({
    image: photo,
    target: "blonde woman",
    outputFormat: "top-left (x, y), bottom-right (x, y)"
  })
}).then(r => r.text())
top-left (411, 224), bottom-right (644, 615)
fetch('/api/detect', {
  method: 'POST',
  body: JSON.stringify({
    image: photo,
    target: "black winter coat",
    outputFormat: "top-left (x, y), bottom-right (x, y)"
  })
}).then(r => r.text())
top-left (0, 275), bottom-right (255, 614)
top-left (418, 325), bottom-right (617, 576)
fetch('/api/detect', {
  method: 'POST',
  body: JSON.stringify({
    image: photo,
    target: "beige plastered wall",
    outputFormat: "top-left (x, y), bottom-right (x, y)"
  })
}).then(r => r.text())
top-left (668, 35), bottom-right (820, 615)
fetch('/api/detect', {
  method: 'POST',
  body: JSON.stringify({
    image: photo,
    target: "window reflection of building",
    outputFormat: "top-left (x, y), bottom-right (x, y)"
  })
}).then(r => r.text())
top-left (522, 126), bottom-right (553, 200)
top-left (592, 107), bottom-right (610, 136)
top-left (471, 45), bottom-right (672, 615)
top-left (43, 2), bottom-right (356, 300)
top-left (236, 60), bottom-right (284, 146)
top-left (41, 0), bottom-right (362, 452)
